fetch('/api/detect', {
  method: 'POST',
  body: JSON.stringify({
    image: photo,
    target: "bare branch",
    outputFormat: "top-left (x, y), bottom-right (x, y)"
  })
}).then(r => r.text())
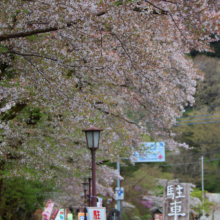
top-left (8, 50), bottom-right (58, 61)
top-left (94, 105), bottom-right (140, 128)
top-left (96, 10), bottom-right (107, 16)
top-left (169, 13), bottom-right (188, 42)
top-left (144, 0), bottom-right (169, 13)
top-left (0, 10), bottom-right (107, 42)
top-left (0, 26), bottom-right (59, 42)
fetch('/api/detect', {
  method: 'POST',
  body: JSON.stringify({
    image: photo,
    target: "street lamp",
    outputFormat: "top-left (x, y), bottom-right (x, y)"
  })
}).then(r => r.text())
top-left (82, 126), bottom-right (103, 207)
top-left (82, 182), bottom-right (89, 220)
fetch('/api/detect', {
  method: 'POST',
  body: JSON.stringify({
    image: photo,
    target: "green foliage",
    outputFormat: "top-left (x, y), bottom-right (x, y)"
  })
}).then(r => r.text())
top-left (193, 55), bottom-right (220, 108)
top-left (113, 1), bottom-right (123, 6)
top-left (169, 55), bottom-right (220, 192)
top-left (0, 62), bottom-right (17, 80)
top-left (105, 160), bottom-right (143, 178)
top-left (122, 212), bottom-right (129, 220)
top-left (142, 134), bottom-right (154, 142)
top-left (204, 155), bottom-right (220, 192)
top-left (27, 35), bottom-right (36, 41)
top-left (1, 105), bottom-right (42, 125)
top-left (190, 39), bottom-right (220, 58)
top-left (0, 177), bottom-right (56, 218)
top-left (1, 103), bottom-right (26, 121)
top-left (0, 46), bottom-right (8, 54)
top-left (23, 9), bottom-right (29, 14)
top-left (122, 165), bottom-right (172, 218)
top-left (141, 214), bottom-right (152, 220)
top-left (153, 185), bottom-right (164, 196)
top-left (191, 188), bottom-right (215, 215)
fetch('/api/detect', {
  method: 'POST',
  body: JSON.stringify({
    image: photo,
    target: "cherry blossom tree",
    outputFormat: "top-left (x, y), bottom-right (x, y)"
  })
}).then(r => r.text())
top-left (0, 0), bottom-right (220, 212)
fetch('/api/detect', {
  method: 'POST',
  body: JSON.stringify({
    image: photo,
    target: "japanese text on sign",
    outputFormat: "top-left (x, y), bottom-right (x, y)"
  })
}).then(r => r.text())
top-left (166, 185), bottom-right (186, 220)
top-left (88, 207), bottom-right (106, 220)
top-left (163, 182), bottom-right (194, 220)
top-left (93, 210), bottom-right (100, 220)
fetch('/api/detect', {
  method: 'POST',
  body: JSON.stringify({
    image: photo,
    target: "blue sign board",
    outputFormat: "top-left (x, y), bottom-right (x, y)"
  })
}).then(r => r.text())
top-left (133, 142), bottom-right (165, 162)
top-left (115, 187), bottom-right (124, 200)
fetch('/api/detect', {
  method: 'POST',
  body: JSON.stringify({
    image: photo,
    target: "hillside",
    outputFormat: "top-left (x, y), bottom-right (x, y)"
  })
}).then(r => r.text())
top-left (167, 54), bottom-right (220, 192)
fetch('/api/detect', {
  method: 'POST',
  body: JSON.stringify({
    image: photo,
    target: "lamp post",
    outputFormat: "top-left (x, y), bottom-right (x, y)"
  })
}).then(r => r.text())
top-left (106, 199), bottom-right (112, 213)
top-left (82, 182), bottom-right (89, 220)
top-left (82, 126), bottom-right (103, 207)
top-left (88, 174), bottom-right (92, 207)
top-left (84, 172), bottom-right (92, 206)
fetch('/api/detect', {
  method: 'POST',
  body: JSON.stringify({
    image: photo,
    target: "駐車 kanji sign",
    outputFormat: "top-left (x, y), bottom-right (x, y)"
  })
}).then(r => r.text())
top-left (163, 182), bottom-right (195, 220)
top-left (88, 207), bottom-right (106, 220)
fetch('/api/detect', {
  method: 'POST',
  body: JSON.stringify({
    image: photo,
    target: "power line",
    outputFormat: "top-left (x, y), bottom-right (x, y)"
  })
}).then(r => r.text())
top-left (179, 113), bottom-right (220, 119)
top-left (184, 104), bottom-right (220, 111)
top-left (182, 141), bottom-right (220, 145)
top-left (158, 158), bottom-right (220, 167)
top-left (175, 120), bottom-right (220, 126)
top-left (166, 150), bottom-right (220, 158)
top-left (179, 117), bottom-right (220, 122)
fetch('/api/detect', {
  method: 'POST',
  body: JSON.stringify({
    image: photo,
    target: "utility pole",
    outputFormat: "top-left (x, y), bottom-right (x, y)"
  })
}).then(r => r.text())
top-left (201, 156), bottom-right (205, 220)
top-left (117, 162), bottom-right (121, 212)
top-left (117, 162), bottom-right (123, 220)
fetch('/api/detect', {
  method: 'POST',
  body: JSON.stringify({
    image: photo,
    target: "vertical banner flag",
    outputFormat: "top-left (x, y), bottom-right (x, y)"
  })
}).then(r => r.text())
top-left (42, 200), bottom-right (54, 220)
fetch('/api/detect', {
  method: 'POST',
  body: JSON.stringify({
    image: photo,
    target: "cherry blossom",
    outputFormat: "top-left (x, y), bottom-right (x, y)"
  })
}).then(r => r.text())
top-left (0, 0), bottom-right (219, 205)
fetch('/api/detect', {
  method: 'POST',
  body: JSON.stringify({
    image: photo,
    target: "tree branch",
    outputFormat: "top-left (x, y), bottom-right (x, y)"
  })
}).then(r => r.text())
top-left (94, 105), bottom-right (140, 128)
top-left (169, 13), bottom-right (188, 41)
top-left (8, 50), bottom-right (58, 61)
top-left (0, 9), bottom-right (107, 42)
top-left (144, 0), bottom-right (169, 13)
top-left (0, 26), bottom-right (59, 42)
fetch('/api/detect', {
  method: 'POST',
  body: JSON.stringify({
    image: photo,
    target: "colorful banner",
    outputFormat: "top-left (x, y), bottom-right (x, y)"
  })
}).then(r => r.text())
top-left (60, 209), bottom-right (65, 220)
top-left (68, 213), bottom-right (73, 220)
top-left (51, 209), bottom-right (59, 220)
top-left (42, 201), bottom-right (54, 220)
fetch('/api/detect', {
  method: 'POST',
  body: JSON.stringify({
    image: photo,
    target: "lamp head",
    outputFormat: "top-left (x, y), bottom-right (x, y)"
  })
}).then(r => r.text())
top-left (82, 182), bottom-right (89, 191)
top-left (82, 126), bottom-right (103, 150)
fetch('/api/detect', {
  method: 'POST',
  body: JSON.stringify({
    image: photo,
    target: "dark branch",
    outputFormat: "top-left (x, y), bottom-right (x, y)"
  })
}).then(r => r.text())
top-left (0, 10), bottom-right (107, 42)
top-left (96, 10), bottom-right (107, 16)
top-left (8, 50), bottom-right (58, 61)
top-left (144, 0), bottom-right (169, 13)
top-left (169, 13), bottom-right (188, 41)
top-left (94, 105), bottom-right (140, 128)
top-left (0, 26), bottom-right (58, 42)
